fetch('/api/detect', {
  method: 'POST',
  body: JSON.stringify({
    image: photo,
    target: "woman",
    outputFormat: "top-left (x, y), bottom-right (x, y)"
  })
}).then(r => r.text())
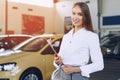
top-left (53, 2), bottom-right (104, 80)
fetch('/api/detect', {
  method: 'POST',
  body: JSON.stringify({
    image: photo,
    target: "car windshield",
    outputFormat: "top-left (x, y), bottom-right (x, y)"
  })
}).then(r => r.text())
top-left (0, 36), bottom-right (31, 50)
top-left (19, 38), bottom-right (48, 52)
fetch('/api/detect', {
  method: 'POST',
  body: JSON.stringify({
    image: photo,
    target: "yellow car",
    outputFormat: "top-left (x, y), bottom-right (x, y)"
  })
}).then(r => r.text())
top-left (0, 34), bottom-right (63, 80)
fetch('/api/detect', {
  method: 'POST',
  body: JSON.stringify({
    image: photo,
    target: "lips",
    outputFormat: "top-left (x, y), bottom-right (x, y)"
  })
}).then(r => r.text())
top-left (73, 20), bottom-right (79, 25)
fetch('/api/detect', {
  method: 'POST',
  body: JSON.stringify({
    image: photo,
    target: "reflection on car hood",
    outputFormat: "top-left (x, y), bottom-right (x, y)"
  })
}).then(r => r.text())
top-left (0, 50), bottom-right (22, 56)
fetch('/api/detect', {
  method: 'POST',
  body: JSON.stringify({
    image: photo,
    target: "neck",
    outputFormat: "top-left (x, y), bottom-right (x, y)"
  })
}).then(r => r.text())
top-left (73, 26), bottom-right (83, 34)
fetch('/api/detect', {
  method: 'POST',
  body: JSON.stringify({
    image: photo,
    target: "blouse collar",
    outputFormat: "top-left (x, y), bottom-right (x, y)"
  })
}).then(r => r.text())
top-left (69, 27), bottom-right (86, 36)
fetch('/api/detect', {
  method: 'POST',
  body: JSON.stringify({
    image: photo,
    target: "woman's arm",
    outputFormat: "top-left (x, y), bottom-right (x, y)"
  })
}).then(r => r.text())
top-left (80, 34), bottom-right (104, 77)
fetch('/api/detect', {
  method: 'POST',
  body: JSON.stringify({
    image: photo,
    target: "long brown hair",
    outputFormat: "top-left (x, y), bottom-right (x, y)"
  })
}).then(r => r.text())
top-left (73, 2), bottom-right (94, 32)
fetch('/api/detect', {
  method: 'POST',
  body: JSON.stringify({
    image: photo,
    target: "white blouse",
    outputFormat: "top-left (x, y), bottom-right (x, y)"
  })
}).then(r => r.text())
top-left (54, 28), bottom-right (104, 77)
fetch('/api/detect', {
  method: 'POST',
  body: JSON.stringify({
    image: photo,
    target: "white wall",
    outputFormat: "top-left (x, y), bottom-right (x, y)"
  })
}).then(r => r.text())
top-left (8, 2), bottom-right (55, 34)
top-left (0, 0), bottom-right (6, 34)
top-left (0, 1), bottom-right (55, 34)
top-left (54, 1), bottom-right (73, 34)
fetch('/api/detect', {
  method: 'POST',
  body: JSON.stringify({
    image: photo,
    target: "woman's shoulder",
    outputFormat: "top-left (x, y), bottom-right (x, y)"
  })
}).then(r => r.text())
top-left (85, 30), bottom-right (99, 41)
top-left (87, 31), bottom-right (98, 37)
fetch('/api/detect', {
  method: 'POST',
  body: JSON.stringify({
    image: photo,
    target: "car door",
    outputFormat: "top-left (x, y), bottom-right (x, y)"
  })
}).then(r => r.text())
top-left (41, 38), bottom-right (62, 80)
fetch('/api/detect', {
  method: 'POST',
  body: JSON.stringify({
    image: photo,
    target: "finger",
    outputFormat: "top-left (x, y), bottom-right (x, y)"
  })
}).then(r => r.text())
top-left (54, 54), bottom-right (58, 57)
top-left (54, 57), bottom-right (59, 60)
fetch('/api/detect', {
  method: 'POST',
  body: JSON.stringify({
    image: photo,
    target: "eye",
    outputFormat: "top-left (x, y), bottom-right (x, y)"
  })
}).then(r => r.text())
top-left (72, 12), bottom-right (75, 15)
top-left (78, 13), bottom-right (84, 16)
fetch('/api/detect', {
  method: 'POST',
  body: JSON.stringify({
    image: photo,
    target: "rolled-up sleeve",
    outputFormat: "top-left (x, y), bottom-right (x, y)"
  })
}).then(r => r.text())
top-left (80, 34), bottom-right (104, 77)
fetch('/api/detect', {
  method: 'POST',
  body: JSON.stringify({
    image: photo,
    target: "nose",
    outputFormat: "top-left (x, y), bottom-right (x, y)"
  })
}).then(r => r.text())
top-left (72, 14), bottom-right (79, 21)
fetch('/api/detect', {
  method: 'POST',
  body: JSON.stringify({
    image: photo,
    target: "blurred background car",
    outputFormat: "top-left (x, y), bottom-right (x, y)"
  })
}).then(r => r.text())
top-left (0, 34), bottom-right (32, 52)
top-left (0, 34), bottom-right (63, 80)
top-left (90, 34), bottom-right (120, 80)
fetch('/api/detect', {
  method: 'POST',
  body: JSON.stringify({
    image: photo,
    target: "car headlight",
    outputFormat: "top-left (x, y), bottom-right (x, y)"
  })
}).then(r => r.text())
top-left (0, 62), bottom-right (16, 71)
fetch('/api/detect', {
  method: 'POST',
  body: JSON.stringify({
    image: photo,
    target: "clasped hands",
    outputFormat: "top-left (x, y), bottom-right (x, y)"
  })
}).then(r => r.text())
top-left (54, 54), bottom-right (80, 74)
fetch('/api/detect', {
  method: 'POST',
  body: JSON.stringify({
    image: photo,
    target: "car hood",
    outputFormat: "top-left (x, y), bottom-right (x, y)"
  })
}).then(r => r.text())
top-left (0, 50), bottom-right (22, 56)
top-left (0, 50), bottom-right (32, 63)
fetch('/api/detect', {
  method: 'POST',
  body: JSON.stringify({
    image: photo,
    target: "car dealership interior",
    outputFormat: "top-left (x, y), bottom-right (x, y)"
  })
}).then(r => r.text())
top-left (0, 0), bottom-right (120, 37)
top-left (0, 0), bottom-right (120, 80)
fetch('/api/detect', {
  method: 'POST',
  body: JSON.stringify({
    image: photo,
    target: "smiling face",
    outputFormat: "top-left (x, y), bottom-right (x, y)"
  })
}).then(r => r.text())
top-left (71, 5), bottom-right (84, 28)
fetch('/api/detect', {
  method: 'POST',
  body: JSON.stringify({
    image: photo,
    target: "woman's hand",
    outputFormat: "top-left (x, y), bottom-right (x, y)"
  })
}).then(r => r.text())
top-left (54, 54), bottom-right (63, 65)
top-left (62, 65), bottom-right (81, 74)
